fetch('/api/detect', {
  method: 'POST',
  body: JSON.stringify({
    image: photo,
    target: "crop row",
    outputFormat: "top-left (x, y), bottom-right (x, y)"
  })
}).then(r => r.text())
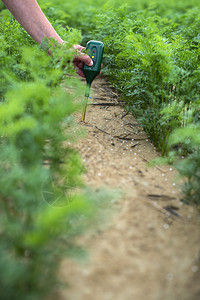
top-left (0, 0), bottom-right (199, 298)
top-left (0, 6), bottom-right (108, 300)
top-left (40, 0), bottom-right (200, 205)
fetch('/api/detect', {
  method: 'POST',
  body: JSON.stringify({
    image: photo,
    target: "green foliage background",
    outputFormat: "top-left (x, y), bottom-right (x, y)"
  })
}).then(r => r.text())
top-left (0, 6), bottom-right (111, 300)
top-left (0, 0), bottom-right (200, 299)
top-left (38, 0), bottom-right (200, 205)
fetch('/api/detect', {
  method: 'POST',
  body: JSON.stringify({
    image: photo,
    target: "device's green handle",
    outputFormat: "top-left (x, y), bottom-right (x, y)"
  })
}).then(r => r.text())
top-left (81, 40), bottom-right (104, 122)
top-left (83, 40), bottom-right (104, 86)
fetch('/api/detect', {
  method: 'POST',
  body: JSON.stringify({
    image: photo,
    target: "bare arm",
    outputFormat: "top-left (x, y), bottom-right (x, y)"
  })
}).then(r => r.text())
top-left (1, 0), bottom-right (93, 77)
top-left (2, 0), bottom-right (64, 44)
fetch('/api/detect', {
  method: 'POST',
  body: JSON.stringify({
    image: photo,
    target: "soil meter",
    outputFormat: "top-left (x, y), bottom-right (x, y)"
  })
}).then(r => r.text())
top-left (81, 40), bottom-right (104, 121)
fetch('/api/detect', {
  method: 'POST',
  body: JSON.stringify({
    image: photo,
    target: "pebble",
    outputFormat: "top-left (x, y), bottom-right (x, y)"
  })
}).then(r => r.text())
top-left (163, 224), bottom-right (169, 229)
top-left (192, 266), bottom-right (199, 273)
top-left (166, 273), bottom-right (174, 281)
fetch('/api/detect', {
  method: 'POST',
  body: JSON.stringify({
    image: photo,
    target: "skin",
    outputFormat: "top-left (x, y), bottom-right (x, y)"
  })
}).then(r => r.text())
top-left (1, 0), bottom-right (93, 77)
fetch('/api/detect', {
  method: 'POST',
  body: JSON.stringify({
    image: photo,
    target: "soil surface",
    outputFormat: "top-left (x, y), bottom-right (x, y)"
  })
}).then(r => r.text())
top-left (60, 77), bottom-right (200, 300)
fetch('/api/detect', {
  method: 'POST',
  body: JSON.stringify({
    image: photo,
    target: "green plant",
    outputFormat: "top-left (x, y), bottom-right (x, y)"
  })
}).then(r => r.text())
top-left (164, 97), bottom-right (200, 205)
top-left (0, 12), bottom-right (112, 300)
top-left (86, 2), bottom-right (200, 203)
top-left (40, 0), bottom-right (200, 204)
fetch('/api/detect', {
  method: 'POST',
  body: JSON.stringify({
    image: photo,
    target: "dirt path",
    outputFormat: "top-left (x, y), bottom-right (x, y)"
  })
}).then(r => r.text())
top-left (60, 77), bottom-right (200, 300)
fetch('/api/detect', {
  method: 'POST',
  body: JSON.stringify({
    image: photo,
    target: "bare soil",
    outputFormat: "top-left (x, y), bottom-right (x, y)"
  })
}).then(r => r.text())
top-left (60, 77), bottom-right (200, 300)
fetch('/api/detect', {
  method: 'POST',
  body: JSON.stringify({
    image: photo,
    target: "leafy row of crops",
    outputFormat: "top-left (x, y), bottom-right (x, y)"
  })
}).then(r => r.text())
top-left (0, 0), bottom-right (199, 299)
top-left (92, 3), bottom-right (200, 205)
top-left (0, 6), bottom-right (110, 300)
top-left (39, 0), bottom-right (200, 205)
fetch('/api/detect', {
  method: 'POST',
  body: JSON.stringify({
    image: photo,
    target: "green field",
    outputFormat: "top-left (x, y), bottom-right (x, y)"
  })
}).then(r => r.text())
top-left (0, 0), bottom-right (199, 299)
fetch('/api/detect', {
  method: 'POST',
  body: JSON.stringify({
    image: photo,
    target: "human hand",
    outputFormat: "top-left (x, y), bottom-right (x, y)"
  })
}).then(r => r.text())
top-left (72, 45), bottom-right (93, 78)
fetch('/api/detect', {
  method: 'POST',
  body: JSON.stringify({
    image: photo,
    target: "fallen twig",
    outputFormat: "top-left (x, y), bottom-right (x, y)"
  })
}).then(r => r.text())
top-left (148, 194), bottom-right (176, 201)
top-left (113, 136), bottom-right (146, 141)
top-left (164, 205), bottom-right (181, 218)
top-left (144, 200), bottom-right (184, 222)
top-left (137, 154), bottom-right (165, 173)
top-left (122, 120), bottom-right (143, 127)
top-left (131, 143), bottom-right (140, 148)
top-left (121, 112), bottom-right (129, 119)
top-left (90, 102), bottom-right (124, 106)
top-left (94, 126), bottom-right (111, 136)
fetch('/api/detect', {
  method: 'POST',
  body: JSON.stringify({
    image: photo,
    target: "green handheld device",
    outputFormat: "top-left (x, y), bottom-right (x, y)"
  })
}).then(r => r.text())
top-left (81, 40), bottom-right (104, 122)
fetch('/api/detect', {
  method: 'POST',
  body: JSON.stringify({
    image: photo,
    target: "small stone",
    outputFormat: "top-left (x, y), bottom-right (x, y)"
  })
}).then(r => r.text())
top-left (166, 273), bottom-right (173, 281)
top-left (192, 266), bottom-right (199, 273)
top-left (163, 224), bottom-right (169, 229)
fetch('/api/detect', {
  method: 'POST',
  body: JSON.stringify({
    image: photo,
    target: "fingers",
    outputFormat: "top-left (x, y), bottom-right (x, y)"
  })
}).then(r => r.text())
top-left (72, 44), bottom-right (94, 78)
top-left (73, 61), bottom-right (84, 78)
top-left (73, 44), bottom-right (93, 66)
top-left (73, 54), bottom-right (93, 67)
top-left (73, 44), bottom-right (85, 52)
top-left (76, 68), bottom-right (85, 78)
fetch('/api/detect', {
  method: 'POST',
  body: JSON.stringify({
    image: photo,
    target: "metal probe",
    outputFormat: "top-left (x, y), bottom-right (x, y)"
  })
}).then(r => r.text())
top-left (81, 84), bottom-right (91, 122)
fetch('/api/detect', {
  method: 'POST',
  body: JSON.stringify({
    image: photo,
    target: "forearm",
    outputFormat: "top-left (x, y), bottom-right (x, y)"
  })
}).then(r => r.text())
top-left (2, 0), bottom-right (64, 44)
